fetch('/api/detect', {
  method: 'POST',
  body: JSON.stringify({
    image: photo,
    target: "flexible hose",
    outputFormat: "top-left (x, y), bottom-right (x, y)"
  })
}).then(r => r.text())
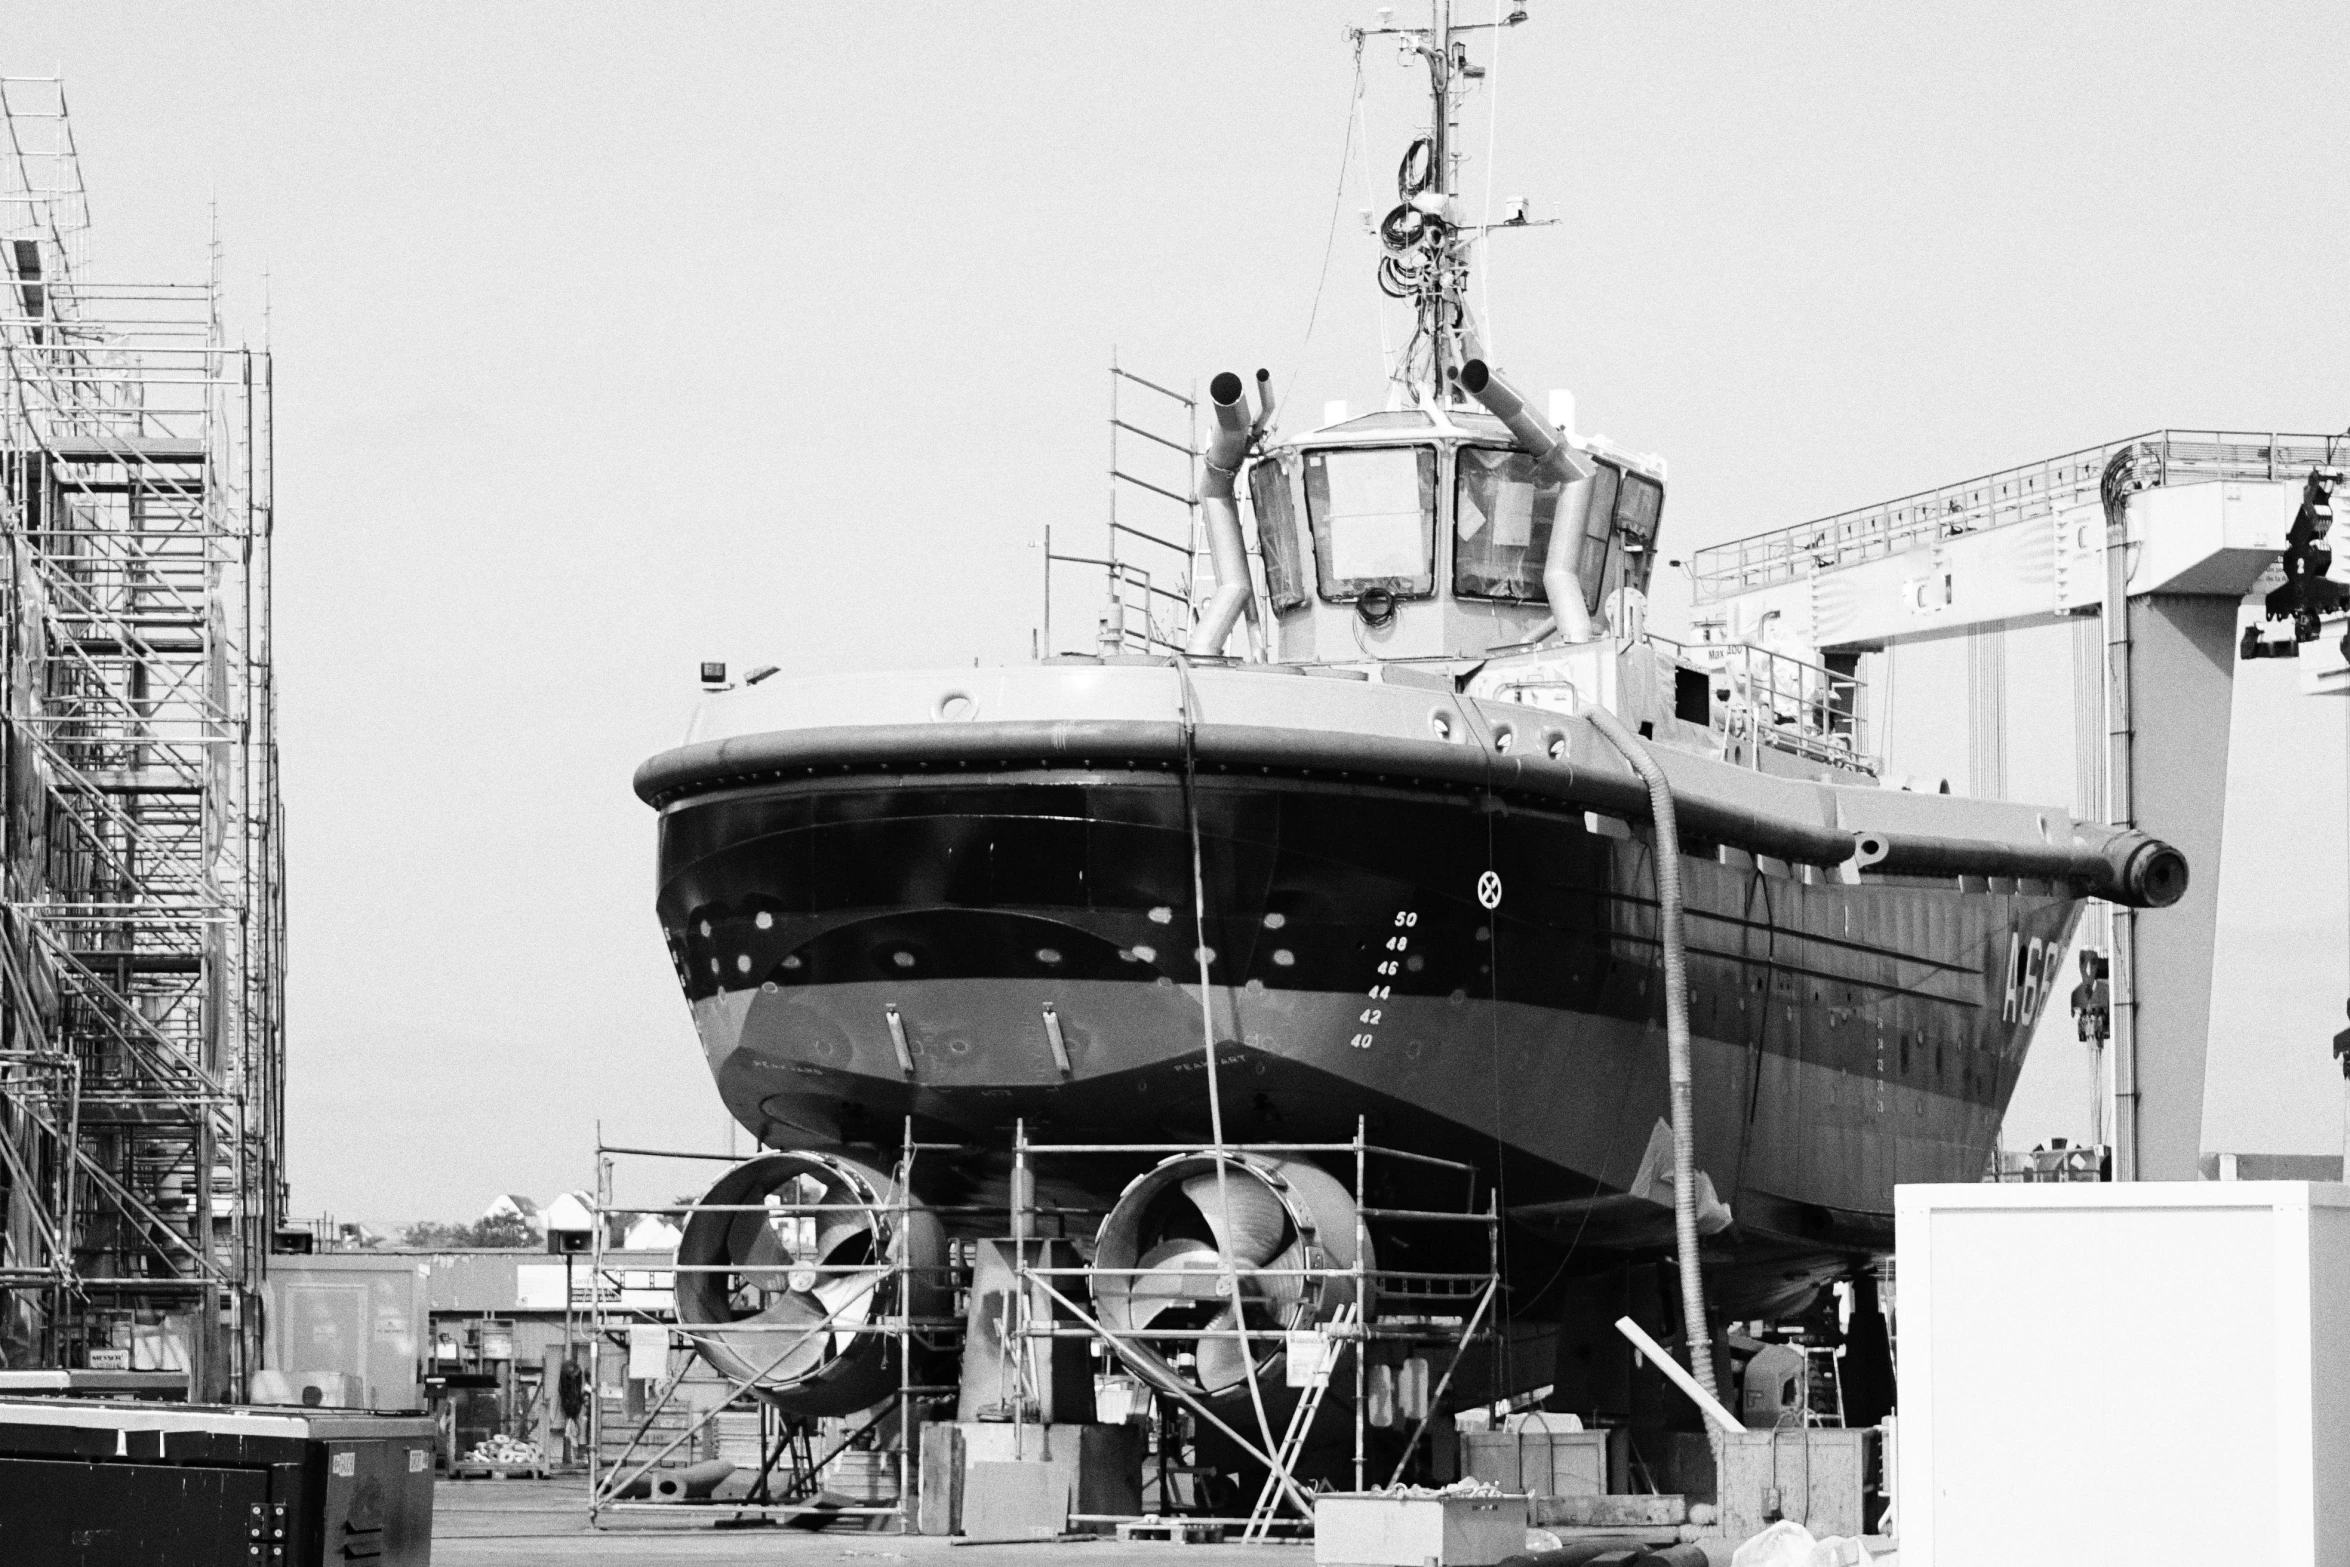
top-left (1586, 705), bottom-right (1722, 1432)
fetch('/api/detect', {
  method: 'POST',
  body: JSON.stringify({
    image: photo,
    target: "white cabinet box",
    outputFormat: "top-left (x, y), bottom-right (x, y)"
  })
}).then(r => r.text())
top-left (1313, 1492), bottom-right (1528, 1566)
top-left (1896, 1181), bottom-right (2350, 1566)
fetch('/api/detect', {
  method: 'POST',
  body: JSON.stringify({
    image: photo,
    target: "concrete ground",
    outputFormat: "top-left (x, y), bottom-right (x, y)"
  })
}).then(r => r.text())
top-left (432, 1478), bottom-right (1900, 1565)
top-left (431, 1477), bottom-right (1307, 1566)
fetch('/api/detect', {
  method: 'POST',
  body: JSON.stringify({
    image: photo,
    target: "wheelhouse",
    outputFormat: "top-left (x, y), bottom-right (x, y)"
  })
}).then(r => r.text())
top-left (1248, 406), bottom-right (1665, 663)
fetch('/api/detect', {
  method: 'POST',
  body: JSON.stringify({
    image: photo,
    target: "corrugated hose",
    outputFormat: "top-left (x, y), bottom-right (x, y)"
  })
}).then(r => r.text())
top-left (1586, 704), bottom-right (1723, 1438)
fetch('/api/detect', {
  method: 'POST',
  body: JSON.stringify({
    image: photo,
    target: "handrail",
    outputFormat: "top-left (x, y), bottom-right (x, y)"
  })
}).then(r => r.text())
top-left (1689, 428), bottom-right (2350, 603)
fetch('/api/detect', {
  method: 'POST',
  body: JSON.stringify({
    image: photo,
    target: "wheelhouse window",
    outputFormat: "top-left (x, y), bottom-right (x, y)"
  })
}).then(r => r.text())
top-left (1248, 456), bottom-right (1308, 612)
top-left (1304, 445), bottom-right (1436, 600)
top-left (1453, 446), bottom-right (1564, 602)
top-left (1572, 462), bottom-right (1665, 613)
top-left (1614, 471), bottom-right (1664, 598)
top-left (1573, 461), bottom-right (1621, 613)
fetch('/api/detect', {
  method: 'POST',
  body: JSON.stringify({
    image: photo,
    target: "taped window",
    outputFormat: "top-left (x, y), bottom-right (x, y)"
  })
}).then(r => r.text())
top-left (1454, 445), bottom-right (1563, 602)
top-left (1305, 445), bottom-right (1436, 600)
top-left (1248, 456), bottom-right (1308, 612)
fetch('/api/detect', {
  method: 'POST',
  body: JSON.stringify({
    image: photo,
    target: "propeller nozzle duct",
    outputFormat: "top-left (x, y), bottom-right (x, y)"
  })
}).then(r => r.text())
top-left (1091, 1151), bottom-right (1368, 1404)
top-left (673, 1150), bottom-right (945, 1416)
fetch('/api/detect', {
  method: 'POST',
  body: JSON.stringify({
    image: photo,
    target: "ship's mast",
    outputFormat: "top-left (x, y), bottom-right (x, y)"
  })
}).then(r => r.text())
top-left (1426, 0), bottom-right (1457, 393)
top-left (1354, 0), bottom-right (1527, 405)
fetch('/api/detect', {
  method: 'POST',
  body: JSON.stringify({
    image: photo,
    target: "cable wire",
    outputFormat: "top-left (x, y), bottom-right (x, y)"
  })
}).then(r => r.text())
top-left (1172, 653), bottom-right (1290, 1515)
top-left (1287, 36), bottom-right (1368, 415)
top-left (1352, 64), bottom-right (1395, 385)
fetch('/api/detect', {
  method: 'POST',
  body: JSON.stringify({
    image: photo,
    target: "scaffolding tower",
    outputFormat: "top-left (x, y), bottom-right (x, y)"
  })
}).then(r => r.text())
top-left (0, 78), bottom-right (283, 1397)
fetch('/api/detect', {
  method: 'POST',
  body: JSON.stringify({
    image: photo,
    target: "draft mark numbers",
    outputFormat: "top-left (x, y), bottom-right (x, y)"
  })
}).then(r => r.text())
top-left (1354, 909), bottom-right (1418, 1049)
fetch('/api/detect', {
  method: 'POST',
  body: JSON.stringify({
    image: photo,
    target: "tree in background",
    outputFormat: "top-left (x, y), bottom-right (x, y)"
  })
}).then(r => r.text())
top-left (399, 1213), bottom-right (538, 1250)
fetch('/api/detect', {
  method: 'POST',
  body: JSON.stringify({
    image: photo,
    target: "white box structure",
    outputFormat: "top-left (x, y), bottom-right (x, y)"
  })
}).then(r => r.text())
top-left (1313, 1493), bottom-right (1530, 1566)
top-left (1896, 1181), bottom-right (2350, 1565)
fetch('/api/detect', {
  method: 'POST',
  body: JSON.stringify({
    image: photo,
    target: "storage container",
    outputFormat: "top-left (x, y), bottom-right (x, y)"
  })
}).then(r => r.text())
top-left (1458, 1424), bottom-right (1615, 1496)
top-left (0, 1398), bottom-right (436, 1566)
top-left (1896, 1180), bottom-right (2350, 1565)
top-left (1313, 1491), bottom-right (1529, 1566)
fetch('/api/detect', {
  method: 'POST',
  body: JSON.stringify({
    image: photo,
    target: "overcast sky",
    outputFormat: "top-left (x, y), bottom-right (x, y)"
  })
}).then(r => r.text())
top-left (9, 2), bottom-right (2344, 1219)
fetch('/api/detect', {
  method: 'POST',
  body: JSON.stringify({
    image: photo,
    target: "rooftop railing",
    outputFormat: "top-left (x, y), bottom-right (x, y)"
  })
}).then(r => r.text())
top-left (1689, 430), bottom-right (2350, 603)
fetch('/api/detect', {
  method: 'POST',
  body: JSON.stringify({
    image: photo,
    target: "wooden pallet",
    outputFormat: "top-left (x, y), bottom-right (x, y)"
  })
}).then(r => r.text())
top-left (450, 1462), bottom-right (550, 1480)
top-left (1115, 1518), bottom-right (1226, 1544)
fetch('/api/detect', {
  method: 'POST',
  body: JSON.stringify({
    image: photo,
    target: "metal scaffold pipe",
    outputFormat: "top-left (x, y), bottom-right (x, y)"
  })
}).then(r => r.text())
top-left (2101, 447), bottom-right (2139, 1179)
top-left (0, 77), bottom-right (284, 1394)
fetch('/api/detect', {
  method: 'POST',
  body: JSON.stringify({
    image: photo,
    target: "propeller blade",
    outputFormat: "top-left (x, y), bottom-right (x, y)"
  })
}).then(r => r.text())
top-left (1252, 1239), bottom-right (1308, 1311)
top-left (811, 1266), bottom-right (887, 1355)
top-left (710, 1290), bottom-right (830, 1383)
top-left (1192, 1304), bottom-right (1255, 1393)
top-left (811, 1267), bottom-right (884, 1323)
top-left (1107, 1239), bottom-right (1223, 1332)
top-left (1182, 1169), bottom-right (1290, 1269)
top-left (720, 1210), bottom-right (794, 1304)
top-left (813, 1211), bottom-right (871, 1264)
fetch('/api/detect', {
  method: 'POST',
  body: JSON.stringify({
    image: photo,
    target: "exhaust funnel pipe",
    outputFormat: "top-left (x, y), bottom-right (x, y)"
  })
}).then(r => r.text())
top-left (1186, 370), bottom-right (1259, 657)
top-left (1248, 367), bottom-right (1277, 439)
top-left (1459, 359), bottom-right (1597, 644)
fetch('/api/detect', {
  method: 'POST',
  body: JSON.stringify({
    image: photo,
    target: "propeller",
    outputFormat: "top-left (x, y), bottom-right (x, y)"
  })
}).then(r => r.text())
top-left (675, 1150), bottom-right (945, 1416)
top-left (1181, 1169), bottom-right (1303, 1392)
top-left (1094, 1153), bottom-right (1368, 1402)
top-left (709, 1186), bottom-right (891, 1380)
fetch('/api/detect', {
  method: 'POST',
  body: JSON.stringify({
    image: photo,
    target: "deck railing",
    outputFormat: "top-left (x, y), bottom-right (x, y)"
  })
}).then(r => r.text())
top-left (1689, 430), bottom-right (2350, 603)
top-left (1650, 633), bottom-right (1871, 771)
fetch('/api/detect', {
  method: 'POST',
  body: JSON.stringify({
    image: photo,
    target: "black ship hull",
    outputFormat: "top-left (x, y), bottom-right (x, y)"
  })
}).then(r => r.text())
top-left (653, 763), bottom-right (2078, 1299)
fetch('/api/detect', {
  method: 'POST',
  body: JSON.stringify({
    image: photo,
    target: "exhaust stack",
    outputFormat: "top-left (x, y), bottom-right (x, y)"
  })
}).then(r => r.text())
top-left (1459, 358), bottom-right (1597, 644)
top-left (1186, 370), bottom-right (1264, 658)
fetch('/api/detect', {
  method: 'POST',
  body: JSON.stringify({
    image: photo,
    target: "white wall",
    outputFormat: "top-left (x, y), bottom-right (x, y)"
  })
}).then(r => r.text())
top-left (1872, 617), bottom-right (2105, 1156)
top-left (1868, 603), bottom-right (2350, 1164)
top-left (2199, 613), bottom-right (2350, 1162)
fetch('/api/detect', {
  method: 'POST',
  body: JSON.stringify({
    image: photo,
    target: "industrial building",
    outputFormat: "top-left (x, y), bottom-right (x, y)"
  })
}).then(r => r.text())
top-left (260, 1243), bottom-right (682, 1472)
top-left (1691, 432), bottom-right (2350, 1183)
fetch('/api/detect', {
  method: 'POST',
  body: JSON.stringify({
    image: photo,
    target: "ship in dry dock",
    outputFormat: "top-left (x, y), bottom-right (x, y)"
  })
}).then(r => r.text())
top-left (629, 0), bottom-right (2184, 1484)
